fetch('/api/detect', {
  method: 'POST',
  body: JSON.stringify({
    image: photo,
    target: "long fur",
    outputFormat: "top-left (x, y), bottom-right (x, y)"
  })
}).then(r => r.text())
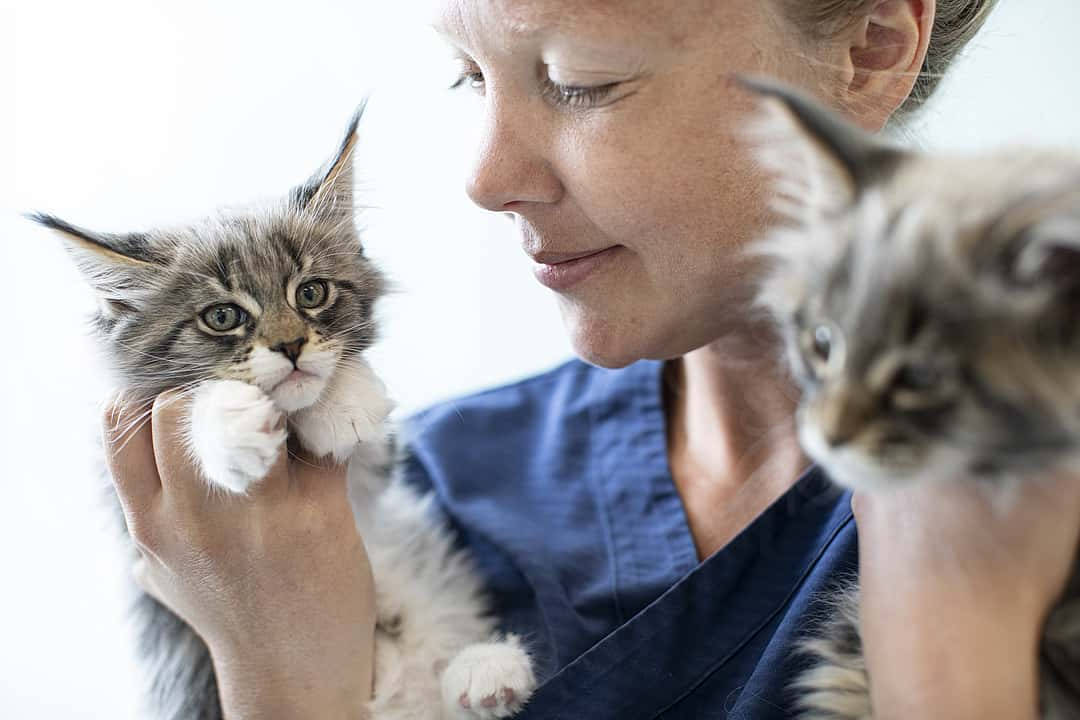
top-left (38, 110), bottom-right (535, 719)
top-left (744, 79), bottom-right (1080, 719)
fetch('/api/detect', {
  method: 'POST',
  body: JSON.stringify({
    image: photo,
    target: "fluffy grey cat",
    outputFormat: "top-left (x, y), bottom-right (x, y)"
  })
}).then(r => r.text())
top-left (746, 80), bottom-right (1080, 719)
top-left (32, 109), bottom-right (535, 720)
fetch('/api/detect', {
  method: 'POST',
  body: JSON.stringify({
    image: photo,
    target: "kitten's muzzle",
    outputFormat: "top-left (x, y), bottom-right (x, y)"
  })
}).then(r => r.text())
top-left (271, 336), bottom-right (307, 365)
top-left (816, 391), bottom-right (875, 449)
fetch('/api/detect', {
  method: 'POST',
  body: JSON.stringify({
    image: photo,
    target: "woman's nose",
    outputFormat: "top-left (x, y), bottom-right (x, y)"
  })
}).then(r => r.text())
top-left (465, 98), bottom-right (564, 212)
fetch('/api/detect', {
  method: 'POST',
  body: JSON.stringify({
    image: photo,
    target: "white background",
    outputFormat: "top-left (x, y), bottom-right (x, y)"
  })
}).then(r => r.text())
top-left (3, 1), bottom-right (1079, 716)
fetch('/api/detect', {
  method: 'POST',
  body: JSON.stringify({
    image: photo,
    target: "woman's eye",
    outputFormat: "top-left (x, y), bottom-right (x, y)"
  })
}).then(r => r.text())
top-left (541, 79), bottom-right (619, 108)
top-left (453, 72), bottom-right (485, 91)
top-left (201, 304), bottom-right (247, 332)
top-left (297, 280), bottom-right (329, 309)
top-left (449, 60), bottom-right (485, 93)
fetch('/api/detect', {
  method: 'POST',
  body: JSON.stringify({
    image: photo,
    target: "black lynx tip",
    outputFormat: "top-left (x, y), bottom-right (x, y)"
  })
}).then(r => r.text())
top-left (27, 211), bottom-right (161, 263)
top-left (292, 99), bottom-right (371, 215)
top-left (26, 210), bottom-right (69, 231)
top-left (736, 74), bottom-right (793, 99)
top-left (344, 96), bottom-right (370, 140)
top-left (25, 211), bottom-right (98, 244)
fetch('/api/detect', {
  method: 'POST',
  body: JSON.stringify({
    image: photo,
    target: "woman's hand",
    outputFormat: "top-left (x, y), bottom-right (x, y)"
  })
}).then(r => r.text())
top-left (853, 470), bottom-right (1080, 720)
top-left (104, 390), bottom-right (375, 719)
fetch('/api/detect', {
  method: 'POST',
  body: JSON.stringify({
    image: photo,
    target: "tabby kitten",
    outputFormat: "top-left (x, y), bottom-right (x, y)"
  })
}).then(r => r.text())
top-left (32, 109), bottom-right (535, 720)
top-left (746, 79), bottom-right (1080, 719)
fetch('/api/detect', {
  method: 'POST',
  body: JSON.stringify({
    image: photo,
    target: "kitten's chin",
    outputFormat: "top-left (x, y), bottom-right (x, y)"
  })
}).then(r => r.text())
top-left (270, 371), bottom-right (329, 413)
top-left (800, 423), bottom-right (970, 491)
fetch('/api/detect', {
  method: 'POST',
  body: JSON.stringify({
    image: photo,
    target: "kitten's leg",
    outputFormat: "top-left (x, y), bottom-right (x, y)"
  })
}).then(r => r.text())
top-left (188, 379), bottom-right (286, 494)
top-left (793, 583), bottom-right (873, 720)
top-left (290, 359), bottom-right (393, 464)
top-left (441, 635), bottom-right (536, 720)
top-left (132, 592), bottom-right (223, 720)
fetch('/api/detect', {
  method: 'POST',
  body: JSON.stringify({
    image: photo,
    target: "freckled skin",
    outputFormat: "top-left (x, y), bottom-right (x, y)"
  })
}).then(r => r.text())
top-left (438, 0), bottom-right (823, 367)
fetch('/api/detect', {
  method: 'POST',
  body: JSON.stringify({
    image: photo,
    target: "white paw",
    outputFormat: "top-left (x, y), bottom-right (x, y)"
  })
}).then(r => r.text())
top-left (189, 380), bottom-right (285, 493)
top-left (291, 361), bottom-right (392, 463)
top-left (441, 637), bottom-right (535, 719)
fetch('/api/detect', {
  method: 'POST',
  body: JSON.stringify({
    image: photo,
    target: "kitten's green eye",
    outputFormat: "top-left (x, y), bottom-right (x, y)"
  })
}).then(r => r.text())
top-left (201, 304), bottom-right (247, 332)
top-left (812, 325), bottom-right (833, 361)
top-left (296, 281), bottom-right (328, 309)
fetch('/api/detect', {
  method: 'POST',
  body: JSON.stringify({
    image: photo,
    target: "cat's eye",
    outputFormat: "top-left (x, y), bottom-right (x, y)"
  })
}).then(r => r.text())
top-left (812, 325), bottom-right (833, 361)
top-left (296, 280), bottom-right (329, 309)
top-left (201, 304), bottom-right (248, 332)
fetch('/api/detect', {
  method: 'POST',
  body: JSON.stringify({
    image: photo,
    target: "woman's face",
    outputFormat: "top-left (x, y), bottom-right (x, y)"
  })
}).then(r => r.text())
top-left (436, 0), bottom-right (818, 367)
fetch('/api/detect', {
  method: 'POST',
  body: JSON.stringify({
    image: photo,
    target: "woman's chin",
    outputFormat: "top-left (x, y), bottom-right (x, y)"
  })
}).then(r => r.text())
top-left (563, 312), bottom-right (651, 369)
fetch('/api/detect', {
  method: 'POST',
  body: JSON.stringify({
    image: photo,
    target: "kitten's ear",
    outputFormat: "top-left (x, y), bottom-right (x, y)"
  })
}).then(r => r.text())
top-left (292, 100), bottom-right (367, 224)
top-left (27, 212), bottom-right (166, 315)
top-left (740, 76), bottom-right (902, 212)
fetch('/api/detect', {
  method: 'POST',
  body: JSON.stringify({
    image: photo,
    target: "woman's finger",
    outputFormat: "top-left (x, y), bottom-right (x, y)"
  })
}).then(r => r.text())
top-left (102, 397), bottom-right (162, 517)
top-left (290, 444), bottom-right (349, 497)
top-left (150, 389), bottom-right (211, 510)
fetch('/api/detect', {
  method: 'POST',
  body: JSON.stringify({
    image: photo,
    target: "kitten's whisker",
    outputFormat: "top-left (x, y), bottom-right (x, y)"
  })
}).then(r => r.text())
top-left (109, 338), bottom-right (209, 369)
top-left (108, 381), bottom-right (205, 451)
top-left (286, 448), bottom-right (325, 471)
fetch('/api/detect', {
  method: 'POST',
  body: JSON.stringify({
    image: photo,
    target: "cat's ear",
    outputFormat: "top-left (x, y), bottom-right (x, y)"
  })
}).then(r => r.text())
top-left (740, 76), bottom-right (902, 212)
top-left (292, 101), bottom-right (367, 225)
top-left (28, 212), bottom-right (166, 316)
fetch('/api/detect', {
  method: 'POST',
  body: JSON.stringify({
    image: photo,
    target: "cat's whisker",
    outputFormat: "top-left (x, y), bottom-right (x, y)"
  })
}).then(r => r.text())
top-left (286, 448), bottom-right (326, 471)
top-left (108, 381), bottom-right (205, 452)
top-left (108, 338), bottom-right (210, 369)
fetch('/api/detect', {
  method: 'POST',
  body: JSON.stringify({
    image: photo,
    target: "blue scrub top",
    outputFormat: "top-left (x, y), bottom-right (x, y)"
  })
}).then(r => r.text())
top-left (403, 359), bottom-right (857, 719)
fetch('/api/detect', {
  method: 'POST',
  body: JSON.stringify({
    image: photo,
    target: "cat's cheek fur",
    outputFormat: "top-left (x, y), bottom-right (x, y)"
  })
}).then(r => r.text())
top-left (187, 379), bottom-right (286, 494)
top-left (290, 360), bottom-right (394, 463)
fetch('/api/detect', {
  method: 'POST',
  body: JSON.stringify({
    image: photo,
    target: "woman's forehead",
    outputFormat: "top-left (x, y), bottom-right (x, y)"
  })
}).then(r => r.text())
top-left (433, 0), bottom-right (705, 45)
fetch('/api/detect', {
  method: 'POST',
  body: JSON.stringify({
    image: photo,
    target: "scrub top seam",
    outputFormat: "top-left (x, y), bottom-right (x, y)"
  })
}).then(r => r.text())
top-left (649, 512), bottom-right (856, 719)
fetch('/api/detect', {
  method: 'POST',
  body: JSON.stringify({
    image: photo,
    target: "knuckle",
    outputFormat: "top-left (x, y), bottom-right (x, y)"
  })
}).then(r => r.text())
top-left (152, 388), bottom-right (195, 433)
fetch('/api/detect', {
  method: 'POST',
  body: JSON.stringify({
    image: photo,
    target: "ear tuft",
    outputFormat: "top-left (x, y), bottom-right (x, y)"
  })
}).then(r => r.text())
top-left (27, 211), bottom-right (164, 315)
top-left (292, 99), bottom-right (369, 222)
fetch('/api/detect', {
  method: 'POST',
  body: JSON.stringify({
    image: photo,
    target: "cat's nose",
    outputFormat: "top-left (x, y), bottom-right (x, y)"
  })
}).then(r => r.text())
top-left (271, 337), bottom-right (307, 365)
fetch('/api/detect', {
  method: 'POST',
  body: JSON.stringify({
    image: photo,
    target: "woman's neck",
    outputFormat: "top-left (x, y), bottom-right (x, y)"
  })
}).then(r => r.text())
top-left (665, 329), bottom-right (809, 560)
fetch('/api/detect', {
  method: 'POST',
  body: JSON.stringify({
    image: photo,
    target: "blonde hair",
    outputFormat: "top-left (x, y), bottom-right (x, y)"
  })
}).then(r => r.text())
top-left (783, 0), bottom-right (999, 116)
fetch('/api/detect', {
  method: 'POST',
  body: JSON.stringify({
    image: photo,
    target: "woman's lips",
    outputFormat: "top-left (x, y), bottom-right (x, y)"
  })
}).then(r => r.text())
top-left (531, 246), bottom-right (621, 291)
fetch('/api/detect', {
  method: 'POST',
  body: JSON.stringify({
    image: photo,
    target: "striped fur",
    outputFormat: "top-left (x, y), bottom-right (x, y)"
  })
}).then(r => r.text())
top-left (745, 79), bottom-right (1080, 719)
top-left (39, 109), bottom-right (535, 719)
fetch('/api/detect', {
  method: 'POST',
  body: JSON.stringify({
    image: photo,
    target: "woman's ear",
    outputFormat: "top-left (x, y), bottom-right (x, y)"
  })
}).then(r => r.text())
top-left (842, 0), bottom-right (936, 130)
